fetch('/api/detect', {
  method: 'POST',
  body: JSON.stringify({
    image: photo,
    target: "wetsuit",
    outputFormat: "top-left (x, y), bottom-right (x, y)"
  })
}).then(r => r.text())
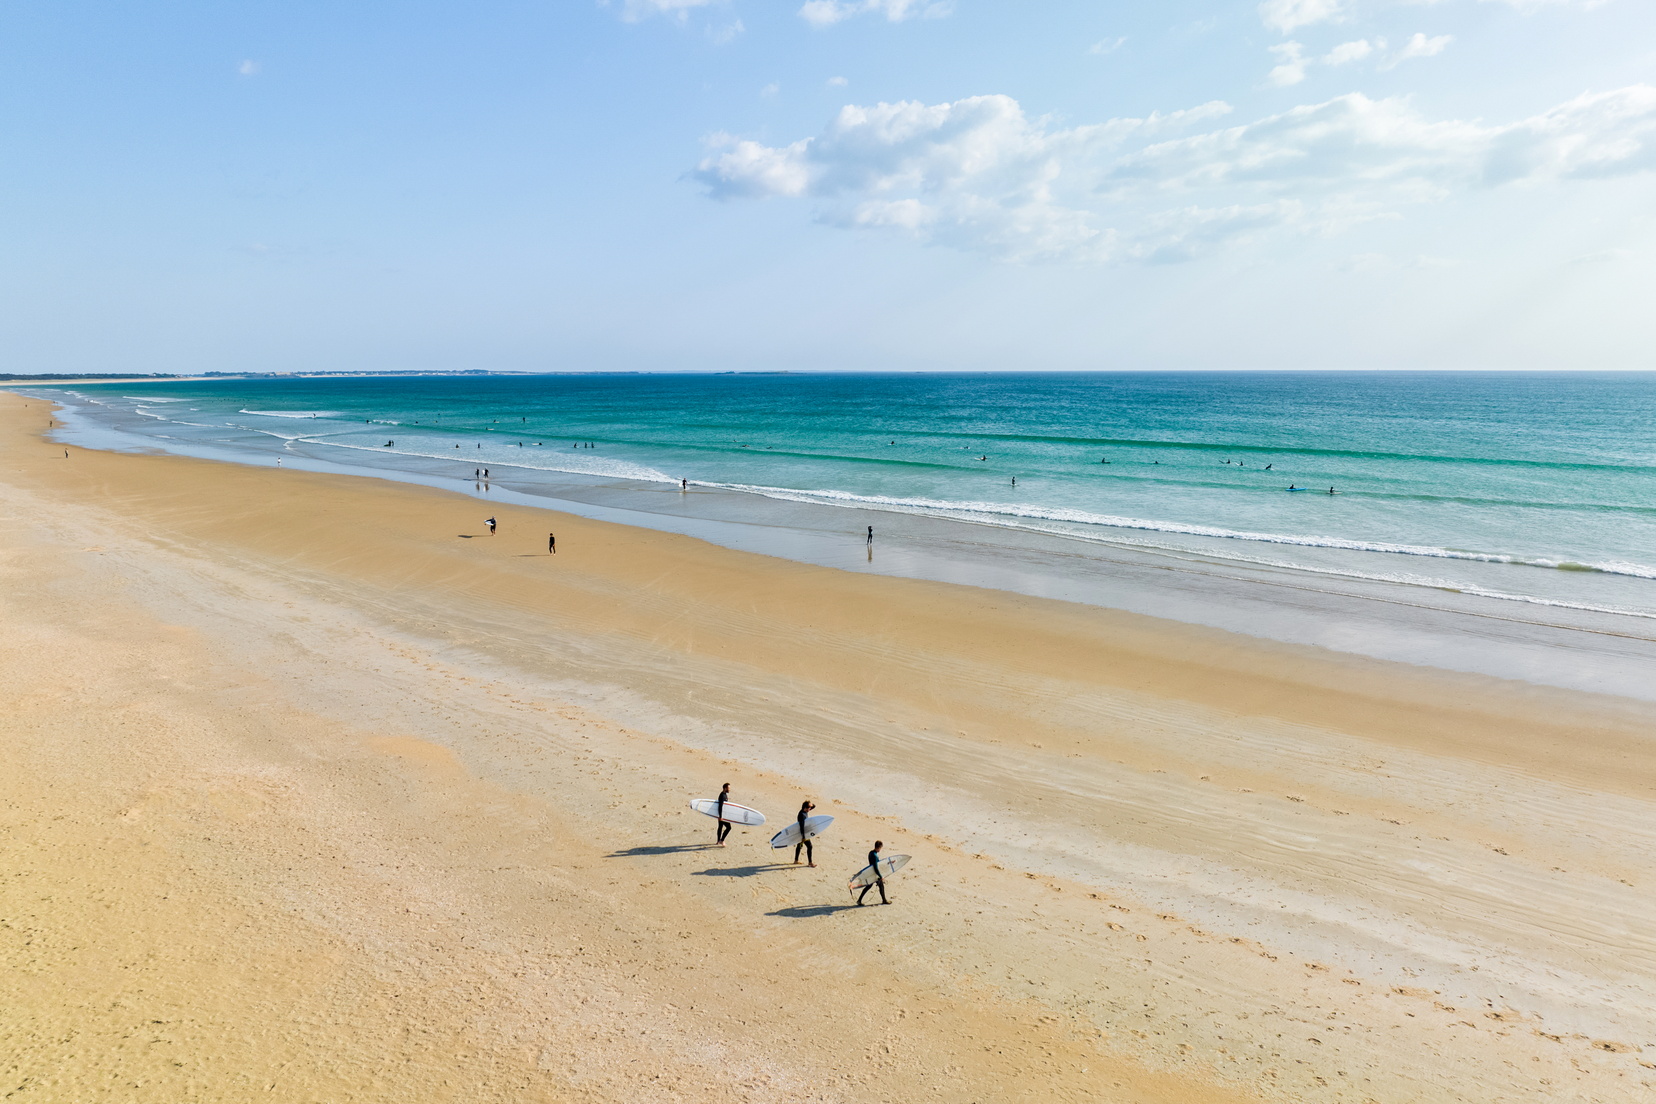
top-left (794, 808), bottom-right (813, 865)
top-left (857, 849), bottom-right (888, 905)
top-left (715, 792), bottom-right (732, 845)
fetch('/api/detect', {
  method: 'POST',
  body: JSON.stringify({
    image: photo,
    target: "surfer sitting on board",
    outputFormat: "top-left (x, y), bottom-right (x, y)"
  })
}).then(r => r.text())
top-left (794, 801), bottom-right (817, 867)
top-left (715, 782), bottom-right (733, 847)
top-left (857, 841), bottom-right (890, 906)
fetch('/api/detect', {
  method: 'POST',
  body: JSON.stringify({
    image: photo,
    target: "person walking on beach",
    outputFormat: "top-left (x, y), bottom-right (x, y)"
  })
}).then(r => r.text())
top-left (486, 516), bottom-right (497, 535)
top-left (794, 801), bottom-right (817, 867)
top-left (857, 840), bottom-right (889, 906)
top-left (548, 532), bottom-right (556, 554)
top-left (714, 783), bottom-right (734, 847)
top-left (483, 468), bottom-right (490, 479)
top-left (866, 525), bottom-right (874, 546)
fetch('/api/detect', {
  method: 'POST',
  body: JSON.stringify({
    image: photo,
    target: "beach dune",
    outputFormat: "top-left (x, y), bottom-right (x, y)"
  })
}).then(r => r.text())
top-left (3, 390), bottom-right (1655, 1103)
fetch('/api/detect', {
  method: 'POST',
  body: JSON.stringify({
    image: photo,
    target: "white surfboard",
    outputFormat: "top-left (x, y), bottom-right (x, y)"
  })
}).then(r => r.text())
top-left (769, 815), bottom-right (835, 849)
top-left (848, 854), bottom-right (910, 890)
top-left (689, 798), bottom-right (766, 826)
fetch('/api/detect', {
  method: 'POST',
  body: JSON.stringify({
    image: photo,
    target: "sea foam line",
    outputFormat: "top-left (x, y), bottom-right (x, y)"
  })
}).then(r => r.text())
top-left (701, 482), bottom-right (1656, 581)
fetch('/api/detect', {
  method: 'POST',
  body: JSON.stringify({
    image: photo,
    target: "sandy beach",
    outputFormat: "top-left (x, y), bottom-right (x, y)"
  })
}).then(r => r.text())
top-left (4, 387), bottom-right (1656, 1103)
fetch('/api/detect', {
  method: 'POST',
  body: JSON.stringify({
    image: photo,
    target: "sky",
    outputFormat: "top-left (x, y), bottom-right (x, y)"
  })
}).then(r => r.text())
top-left (2, 0), bottom-right (1654, 374)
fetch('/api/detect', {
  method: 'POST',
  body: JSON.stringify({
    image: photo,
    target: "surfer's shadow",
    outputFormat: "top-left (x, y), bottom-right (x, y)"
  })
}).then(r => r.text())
top-left (691, 864), bottom-right (790, 878)
top-left (605, 845), bottom-right (712, 857)
top-left (767, 904), bottom-right (865, 918)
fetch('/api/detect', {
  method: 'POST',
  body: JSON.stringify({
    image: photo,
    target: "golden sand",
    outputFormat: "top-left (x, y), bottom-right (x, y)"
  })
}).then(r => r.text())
top-left (3, 390), bottom-right (1655, 1102)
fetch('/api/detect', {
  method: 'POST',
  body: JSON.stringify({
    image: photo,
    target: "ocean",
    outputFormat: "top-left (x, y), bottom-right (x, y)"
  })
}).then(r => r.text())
top-left (32, 371), bottom-right (1656, 695)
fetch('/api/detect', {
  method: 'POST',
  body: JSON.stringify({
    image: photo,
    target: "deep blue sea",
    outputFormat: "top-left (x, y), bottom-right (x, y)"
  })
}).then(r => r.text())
top-left (37, 372), bottom-right (1656, 626)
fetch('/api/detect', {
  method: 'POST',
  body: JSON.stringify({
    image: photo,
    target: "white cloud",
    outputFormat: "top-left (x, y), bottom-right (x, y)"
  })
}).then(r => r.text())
top-left (694, 86), bottom-right (1656, 264)
top-left (695, 95), bottom-right (1238, 262)
top-left (1260, 0), bottom-right (1344, 34)
top-left (615, 0), bottom-right (716, 23)
top-left (1383, 32), bottom-right (1453, 68)
top-left (1323, 39), bottom-right (1374, 65)
top-left (1266, 42), bottom-right (1309, 87)
top-left (798, 0), bottom-right (952, 28)
top-left (1088, 37), bottom-right (1127, 56)
top-left (1112, 86), bottom-right (1656, 190)
top-left (237, 59), bottom-right (260, 77)
top-left (760, 82), bottom-right (781, 98)
top-left (827, 76), bottom-right (849, 87)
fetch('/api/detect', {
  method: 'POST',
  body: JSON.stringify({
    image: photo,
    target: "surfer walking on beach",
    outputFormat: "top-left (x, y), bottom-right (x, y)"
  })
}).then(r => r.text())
top-left (548, 532), bottom-right (556, 554)
top-left (485, 516), bottom-right (497, 535)
top-left (857, 841), bottom-right (889, 906)
top-left (794, 801), bottom-right (817, 867)
top-left (714, 783), bottom-right (733, 847)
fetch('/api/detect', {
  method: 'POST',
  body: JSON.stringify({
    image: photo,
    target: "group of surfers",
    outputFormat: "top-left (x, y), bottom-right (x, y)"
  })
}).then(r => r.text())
top-left (710, 783), bottom-right (891, 906)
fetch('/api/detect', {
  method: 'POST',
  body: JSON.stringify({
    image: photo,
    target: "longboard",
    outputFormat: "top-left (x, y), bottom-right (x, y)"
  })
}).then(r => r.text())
top-left (769, 814), bottom-right (835, 849)
top-left (689, 798), bottom-right (766, 826)
top-left (848, 854), bottom-right (910, 890)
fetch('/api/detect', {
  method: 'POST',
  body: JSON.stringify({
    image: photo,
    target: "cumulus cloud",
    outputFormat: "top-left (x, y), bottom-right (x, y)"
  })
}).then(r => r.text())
top-left (1265, 37), bottom-right (1386, 87)
top-left (1323, 39), bottom-right (1374, 65)
top-left (1260, 0), bottom-right (1344, 34)
top-left (692, 86), bottom-right (1656, 264)
top-left (798, 0), bottom-right (951, 28)
top-left (1266, 42), bottom-right (1309, 87)
top-left (1383, 32), bottom-right (1453, 68)
top-left (1111, 86), bottom-right (1656, 191)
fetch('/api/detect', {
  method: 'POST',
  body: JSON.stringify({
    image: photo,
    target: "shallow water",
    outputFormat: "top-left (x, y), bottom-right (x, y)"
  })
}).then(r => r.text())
top-left (29, 372), bottom-right (1656, 698)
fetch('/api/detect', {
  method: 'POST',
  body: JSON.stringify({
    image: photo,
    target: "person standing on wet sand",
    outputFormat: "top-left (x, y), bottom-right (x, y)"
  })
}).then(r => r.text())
top-left (866, 525), bottom-right (873, 546)
top-left (548, 532), bottom-right (556, 554)
top-left (857, 841), bottom-right (889, 906)
top-left (714, 783), bottom-right (733, 847)
top-left (794, 801), bottom-right (817, 867)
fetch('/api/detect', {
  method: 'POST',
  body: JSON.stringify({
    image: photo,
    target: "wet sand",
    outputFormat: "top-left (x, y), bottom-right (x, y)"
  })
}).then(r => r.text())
top-left (3, 390), bottom-right (1655, 1103)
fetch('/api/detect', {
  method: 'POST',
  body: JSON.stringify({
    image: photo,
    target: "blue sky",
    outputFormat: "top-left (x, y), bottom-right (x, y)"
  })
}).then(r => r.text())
top-left (2, 0), bottom-right (1653, 373)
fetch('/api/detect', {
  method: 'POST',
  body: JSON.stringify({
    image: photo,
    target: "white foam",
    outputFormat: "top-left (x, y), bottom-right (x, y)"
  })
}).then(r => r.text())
top-left (311, 438), bottom-right (677, 484)
top-left (239, 409), bottom-right (343, 419)
top-left (704, 482), bottom-right (1656, 582)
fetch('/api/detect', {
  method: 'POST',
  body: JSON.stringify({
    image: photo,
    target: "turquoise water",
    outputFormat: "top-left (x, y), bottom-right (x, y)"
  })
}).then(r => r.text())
top-left (41, 372), bottom-right (1656, 619)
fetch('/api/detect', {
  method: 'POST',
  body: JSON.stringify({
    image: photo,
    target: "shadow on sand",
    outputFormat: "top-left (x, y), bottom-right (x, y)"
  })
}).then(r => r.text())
top-left (767, 903), bottom-right (865, 918)
top-left (606, 844), bottom-right (712, 858)
top-left (691, 864), bottom-right (788, 878)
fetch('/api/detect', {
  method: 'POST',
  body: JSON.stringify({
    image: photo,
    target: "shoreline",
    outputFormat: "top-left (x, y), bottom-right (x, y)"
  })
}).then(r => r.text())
top-left (32, 384), bottom-right (1656, 701)
top-left (6, 388), bottom-right (1656, 1102)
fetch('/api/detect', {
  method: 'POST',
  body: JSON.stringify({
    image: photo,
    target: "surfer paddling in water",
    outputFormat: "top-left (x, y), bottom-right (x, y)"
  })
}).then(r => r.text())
top-left (794, 801), bottom-right (818, 867)
top-left (714, 782), bottom-right (733, 847)
top-left (857, 841), bottom-right (890, 906)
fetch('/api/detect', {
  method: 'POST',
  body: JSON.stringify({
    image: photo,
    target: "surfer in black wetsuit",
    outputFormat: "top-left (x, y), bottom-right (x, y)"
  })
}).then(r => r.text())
top-left (794, 801), bottom-right (817, 867)
top-left (714, 782), bottom-right (733, 847)
top-left (857, 840), bottom-right (889, 906)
